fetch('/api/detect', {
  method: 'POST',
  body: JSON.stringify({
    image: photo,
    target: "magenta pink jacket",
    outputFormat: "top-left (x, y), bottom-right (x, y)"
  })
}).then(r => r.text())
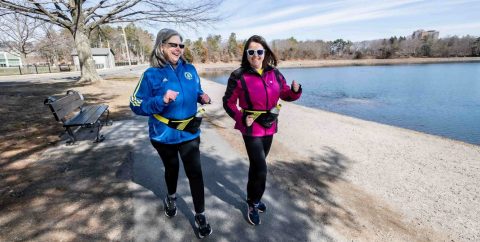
top-left (222, 66), bottom-right (302, 137)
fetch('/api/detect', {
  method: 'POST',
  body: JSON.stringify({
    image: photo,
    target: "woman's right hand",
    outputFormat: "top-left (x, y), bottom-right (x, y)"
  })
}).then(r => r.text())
top-left (245, 115), bottom-right (254, 127)
top-left (163, 90), bottom-right (179, 104)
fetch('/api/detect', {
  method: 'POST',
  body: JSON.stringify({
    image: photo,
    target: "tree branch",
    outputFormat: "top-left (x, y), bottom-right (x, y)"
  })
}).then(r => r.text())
top-left (86, 0), bottom-right (142, 30)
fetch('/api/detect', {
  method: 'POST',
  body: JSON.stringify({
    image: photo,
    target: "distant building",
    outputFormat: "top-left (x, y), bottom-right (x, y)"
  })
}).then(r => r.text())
top-left (0, 51), bottom-right (23, 67)
top-left (71, 48), bottom-right (115, 70)
top-left (412, 29), bottom-right (439, 41)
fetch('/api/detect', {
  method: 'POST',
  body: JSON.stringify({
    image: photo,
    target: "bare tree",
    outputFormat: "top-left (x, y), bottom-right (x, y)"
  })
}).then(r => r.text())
top-left (0, 0), bottom-right (223, 83)
top-left (36, 23), bottom-right (64, 65)
top-left (0, 11), bottom-right (43, 65)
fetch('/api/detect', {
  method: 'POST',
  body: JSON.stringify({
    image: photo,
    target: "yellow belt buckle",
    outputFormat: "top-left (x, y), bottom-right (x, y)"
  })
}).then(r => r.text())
top-left (175, 118), bottom-right (193, 130)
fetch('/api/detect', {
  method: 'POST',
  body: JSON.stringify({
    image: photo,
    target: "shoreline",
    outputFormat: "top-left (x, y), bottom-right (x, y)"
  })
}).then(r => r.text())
top-left (201, 79), bottom-right (480, 241)
top-left (194, 56), bottom-right (480, 72)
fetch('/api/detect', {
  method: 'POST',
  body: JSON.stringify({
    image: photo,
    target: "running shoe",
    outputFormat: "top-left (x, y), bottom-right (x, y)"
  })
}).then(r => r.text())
top-left (164, 196), bottom-right (177, 217)
top-left (247, 202), bottom-right (261, 225)
top-left (257, 201), bottom-right (266, 213)
top-left (195, 214), bottom-right (212, 238)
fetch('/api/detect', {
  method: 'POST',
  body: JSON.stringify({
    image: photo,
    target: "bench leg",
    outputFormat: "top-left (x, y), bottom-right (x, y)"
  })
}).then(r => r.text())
top-left (65, 127), bottom-right (76, 145)
top-left (104, 109), bottom-right (113, 126)
top-left (94, 121), bottom-right (105, 143)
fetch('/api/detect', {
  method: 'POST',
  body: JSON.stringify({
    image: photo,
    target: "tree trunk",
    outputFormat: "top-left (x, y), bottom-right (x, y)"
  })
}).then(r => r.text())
top-left (20, 53), bottom-right (27, 66)
top-left (74, 29), bottom-right (102, 83)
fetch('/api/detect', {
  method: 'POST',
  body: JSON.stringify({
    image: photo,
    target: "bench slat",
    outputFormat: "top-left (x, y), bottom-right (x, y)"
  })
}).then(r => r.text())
top-left (64, 104), bottom-right (108, 126)
top-left (50, 92), bottom-right (85, 120)
top-left (81, 105), bottom-right (108, 124)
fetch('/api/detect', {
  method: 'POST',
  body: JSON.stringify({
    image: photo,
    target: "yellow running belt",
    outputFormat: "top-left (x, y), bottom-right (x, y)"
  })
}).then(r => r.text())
top-left (153, 108), bottom-right (205, 131)
top-left (242, 104), bottom-right (281, 121)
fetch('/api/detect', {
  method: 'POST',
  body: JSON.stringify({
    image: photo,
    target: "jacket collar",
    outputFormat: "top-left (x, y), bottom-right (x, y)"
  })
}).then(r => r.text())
top-left (244, 65), bottom-right (274, 76)
top-left (167, 58), bottom-right (185, 72)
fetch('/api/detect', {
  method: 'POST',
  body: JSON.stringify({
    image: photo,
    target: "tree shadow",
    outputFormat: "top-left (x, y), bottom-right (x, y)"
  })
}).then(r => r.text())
top-left (269, 147), bottom-right (359, 231)
top-left (118, 139), bottom-right (207, 240)
top-left (201, 122), bottom-right (354, 241)
top-left (0, 73), bottom-right (147, 241)
top-left (0, 119), bottom-right (147, 241)
top-left (0, 80), bottom-right (97, 170)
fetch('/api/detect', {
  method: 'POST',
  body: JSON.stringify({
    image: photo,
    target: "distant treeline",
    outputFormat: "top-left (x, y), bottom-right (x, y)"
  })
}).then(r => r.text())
top-left (4, 23), bottom-right (479, 65)
top-left (184, 33), bottom-right (480, 63)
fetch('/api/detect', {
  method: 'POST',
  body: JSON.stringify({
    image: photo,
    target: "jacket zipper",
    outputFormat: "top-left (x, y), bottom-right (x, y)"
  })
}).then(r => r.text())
top-left (170, 64), bottom-right (185, 118)
top-left (259, 71), bottom-right (269, 135)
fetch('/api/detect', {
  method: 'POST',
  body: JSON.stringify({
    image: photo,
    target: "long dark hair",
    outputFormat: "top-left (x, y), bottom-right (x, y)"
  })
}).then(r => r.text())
top-left (240, 35), bottom-right (278, 69)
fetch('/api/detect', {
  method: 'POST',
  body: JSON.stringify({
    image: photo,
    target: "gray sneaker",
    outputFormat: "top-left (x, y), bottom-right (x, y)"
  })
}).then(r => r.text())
top-left (164, 196), bottom-right (177, 217)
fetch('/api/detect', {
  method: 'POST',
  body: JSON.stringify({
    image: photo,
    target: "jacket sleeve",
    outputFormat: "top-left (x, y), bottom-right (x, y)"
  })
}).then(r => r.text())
top-left (222, 72), bottom-right (243, 123)
top-left (129, 72), bottom-right (167, 116)
top-left (193, 68), bottom-right (207, 104)
top-left (276, 69), bottom-right (302, 102)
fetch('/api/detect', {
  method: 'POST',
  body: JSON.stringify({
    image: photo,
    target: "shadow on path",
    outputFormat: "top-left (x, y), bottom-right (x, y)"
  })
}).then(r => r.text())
top-left (121, 123), bottom-right (353, 241)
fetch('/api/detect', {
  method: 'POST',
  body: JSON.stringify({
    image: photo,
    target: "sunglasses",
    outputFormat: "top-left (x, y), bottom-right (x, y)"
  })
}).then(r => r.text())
top-left (165, 42), bottom-right (185, 49)
top-left (246, 49), bottom-right (265, 56)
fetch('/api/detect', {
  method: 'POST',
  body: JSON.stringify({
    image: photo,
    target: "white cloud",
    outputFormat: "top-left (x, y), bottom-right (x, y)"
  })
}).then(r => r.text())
top-left (183, 0), bottom-right (480, 41)
top-left (229, 0), bottom-right (423, 38)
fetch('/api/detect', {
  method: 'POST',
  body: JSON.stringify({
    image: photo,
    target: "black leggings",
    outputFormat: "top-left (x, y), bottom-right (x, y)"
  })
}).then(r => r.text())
top-left (151, 137), bottom-right (205, 213)
top-left (243, 135), bottom-right (273, 204)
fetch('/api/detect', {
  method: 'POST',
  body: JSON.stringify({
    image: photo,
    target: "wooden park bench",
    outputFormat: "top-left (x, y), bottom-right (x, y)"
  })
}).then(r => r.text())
top-left (58, 64), bottom-right (71, 72)
top-left (44, 90), bottom-right (111, 145)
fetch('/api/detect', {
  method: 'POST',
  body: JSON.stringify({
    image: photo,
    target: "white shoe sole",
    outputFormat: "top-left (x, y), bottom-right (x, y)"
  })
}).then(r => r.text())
top-left (196, 221), bottom-right (212, 238)
top-left (247, 204), bottom-right (261, 225)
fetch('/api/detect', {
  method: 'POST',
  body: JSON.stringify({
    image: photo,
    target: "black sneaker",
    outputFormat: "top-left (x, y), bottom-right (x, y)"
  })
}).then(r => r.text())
top-left (247, 202), bottom-right (261, 225)
top-left (164, 196), bottom-right (177, 217)
top-left (257, 201), bottom-right (266, 213)
top-left (195, 214), bottom-right (212, 238)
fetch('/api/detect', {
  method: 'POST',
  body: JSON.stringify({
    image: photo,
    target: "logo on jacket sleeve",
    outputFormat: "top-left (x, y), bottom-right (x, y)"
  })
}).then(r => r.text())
top-left (162, 78), bottom-right (168, 82)
top-left (184, 72), bottom-right (193, 80)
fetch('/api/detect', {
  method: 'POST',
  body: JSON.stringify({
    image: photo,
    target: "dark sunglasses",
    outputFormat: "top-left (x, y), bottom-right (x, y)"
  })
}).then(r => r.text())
top-left (246, 49), bottom-right (265, 56)
top-left (165, 42), bottom-right (185, 49)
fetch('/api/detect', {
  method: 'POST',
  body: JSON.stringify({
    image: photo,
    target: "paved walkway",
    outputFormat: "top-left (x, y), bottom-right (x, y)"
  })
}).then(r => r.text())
top-left (38, 112), bottom-right (341, 241)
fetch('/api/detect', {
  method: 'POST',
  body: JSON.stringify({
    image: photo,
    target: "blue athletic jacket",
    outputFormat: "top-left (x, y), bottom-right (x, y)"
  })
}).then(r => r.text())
top-left (130, 59), bottom-right (205, 144)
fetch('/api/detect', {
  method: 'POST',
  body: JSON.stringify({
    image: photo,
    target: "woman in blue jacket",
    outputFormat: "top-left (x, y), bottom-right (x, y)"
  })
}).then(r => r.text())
top-left (130, 28), bottom-right (212, 238)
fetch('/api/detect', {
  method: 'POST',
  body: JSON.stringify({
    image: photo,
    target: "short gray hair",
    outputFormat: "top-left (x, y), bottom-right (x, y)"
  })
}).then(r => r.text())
top-left (150, 28), bottom-right (186, 67)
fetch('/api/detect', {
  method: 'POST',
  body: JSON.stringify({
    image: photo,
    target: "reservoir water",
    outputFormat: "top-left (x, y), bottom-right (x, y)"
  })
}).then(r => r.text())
top-left (201, 62), bottom-right (480, 145)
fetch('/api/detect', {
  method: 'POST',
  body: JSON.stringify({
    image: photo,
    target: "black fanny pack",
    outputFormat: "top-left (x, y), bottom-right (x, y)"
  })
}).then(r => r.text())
top-left (154, 111), bottom-right (204, 134)
top-left (244, 111), bottom-right (279, 128)
top-left (167, 116), bottom-right (202, 134)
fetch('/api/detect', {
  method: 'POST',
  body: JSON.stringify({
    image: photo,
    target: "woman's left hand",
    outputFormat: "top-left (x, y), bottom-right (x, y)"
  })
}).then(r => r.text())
top-left (291, 80), bottom-right (300, 92)
top-left (200, 93), bottom-right (211, 104)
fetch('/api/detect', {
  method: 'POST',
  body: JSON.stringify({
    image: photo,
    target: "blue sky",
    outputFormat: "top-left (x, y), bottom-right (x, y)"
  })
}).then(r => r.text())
top-left (179, 0), bottom-right (480, 42)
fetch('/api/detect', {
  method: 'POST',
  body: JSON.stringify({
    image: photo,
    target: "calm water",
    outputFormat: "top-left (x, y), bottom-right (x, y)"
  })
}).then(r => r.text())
top-left (202, 62), bottom-right (480, 145)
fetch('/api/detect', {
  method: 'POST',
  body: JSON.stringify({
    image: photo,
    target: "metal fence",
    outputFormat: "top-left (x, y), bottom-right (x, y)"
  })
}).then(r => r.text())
top-left (0, 62), bottom-right (140, 76)
top-left (115, 61), bottom-right (138, 66)
top-left (0, 64), bottom-right (74, 76)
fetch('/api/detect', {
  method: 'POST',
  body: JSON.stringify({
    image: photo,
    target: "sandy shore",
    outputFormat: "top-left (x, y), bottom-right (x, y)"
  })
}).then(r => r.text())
top-left (200, 75), bottom-right (480, 241)
top-left (194, 57), bottom-right (480, 73)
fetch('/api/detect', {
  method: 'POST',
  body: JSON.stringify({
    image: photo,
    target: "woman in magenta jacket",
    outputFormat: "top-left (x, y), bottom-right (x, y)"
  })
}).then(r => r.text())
top-left (222, 35), bottom-right (302, 225)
